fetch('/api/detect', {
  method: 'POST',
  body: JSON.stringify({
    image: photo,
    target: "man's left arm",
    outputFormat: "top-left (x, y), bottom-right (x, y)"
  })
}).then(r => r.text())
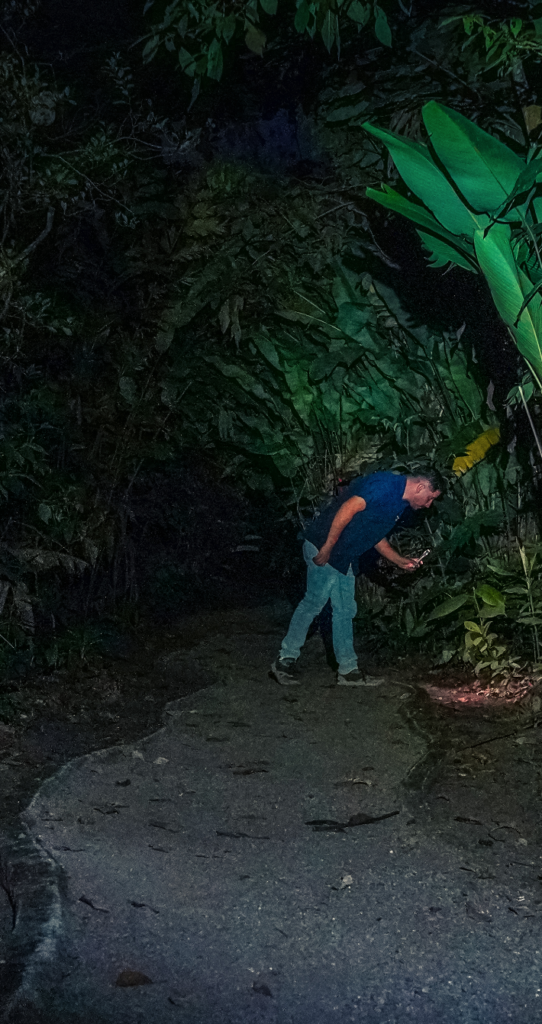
top-left (374, 538), bottom-right (420, 572)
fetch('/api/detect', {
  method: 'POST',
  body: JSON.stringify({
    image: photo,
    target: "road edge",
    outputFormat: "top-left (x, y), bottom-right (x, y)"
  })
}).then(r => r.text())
top-left (0, 826), bottom-right (63, 1023)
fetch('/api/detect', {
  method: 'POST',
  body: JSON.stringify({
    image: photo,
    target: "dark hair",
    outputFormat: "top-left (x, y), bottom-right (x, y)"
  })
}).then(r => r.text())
top-left (408, 469), bottom-right (446, 494)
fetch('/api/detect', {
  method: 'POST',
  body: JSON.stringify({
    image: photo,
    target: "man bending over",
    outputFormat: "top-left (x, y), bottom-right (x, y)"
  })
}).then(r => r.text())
top-left (271, 469), bottom-right (443, 687)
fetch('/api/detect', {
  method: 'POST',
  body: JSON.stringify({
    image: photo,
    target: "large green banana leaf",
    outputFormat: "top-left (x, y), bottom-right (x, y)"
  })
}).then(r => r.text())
top-left (364, 105), bottom-right (542, 392)
top-left (365, 184), bottom-right (477, 267)
top-left (474, 222), bottom-right (542, 380)
top-left (422, 102), bottom-right (525, 214)
top-left (417, 230), bottom-right (477, 273)
top-left (362, 121), bottom-right (487, 237)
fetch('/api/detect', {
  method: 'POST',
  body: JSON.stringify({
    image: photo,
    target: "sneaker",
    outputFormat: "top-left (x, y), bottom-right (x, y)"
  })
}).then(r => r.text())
top-left (337, 668), bottom-right (385, 687)
top-left (271, 658), bottom-right (300, 686)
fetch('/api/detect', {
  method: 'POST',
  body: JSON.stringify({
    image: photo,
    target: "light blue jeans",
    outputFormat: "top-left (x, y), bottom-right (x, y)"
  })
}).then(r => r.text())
top-left (280, 541), bottom-right (358, 675)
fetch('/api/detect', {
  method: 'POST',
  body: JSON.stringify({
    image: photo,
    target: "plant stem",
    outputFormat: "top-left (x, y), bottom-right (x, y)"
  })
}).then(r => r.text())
top-left (519, 385), bottom-right (542, 462)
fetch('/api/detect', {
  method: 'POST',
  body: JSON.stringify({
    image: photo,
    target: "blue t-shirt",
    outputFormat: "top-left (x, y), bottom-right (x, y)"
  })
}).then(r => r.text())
top-left (304, 471), bottom-right (409, 575)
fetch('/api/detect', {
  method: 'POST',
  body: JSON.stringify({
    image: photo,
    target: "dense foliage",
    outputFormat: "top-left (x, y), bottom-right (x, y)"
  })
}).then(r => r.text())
top-left (1, 0), bottom-right (542, 686)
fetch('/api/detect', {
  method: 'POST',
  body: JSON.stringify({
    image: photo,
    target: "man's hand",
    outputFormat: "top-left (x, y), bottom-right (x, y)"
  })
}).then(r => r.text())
top-left (393, 555), bottom-right (421, 572)
top-left (374, 538), bottom-right (422, 572)
top-left (313, 545), bottom-right (332, 566)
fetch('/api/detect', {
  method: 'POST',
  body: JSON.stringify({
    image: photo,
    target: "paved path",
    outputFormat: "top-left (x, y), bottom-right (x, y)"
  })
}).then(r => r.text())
top-left (13, 606), bottom-right (542, 1023)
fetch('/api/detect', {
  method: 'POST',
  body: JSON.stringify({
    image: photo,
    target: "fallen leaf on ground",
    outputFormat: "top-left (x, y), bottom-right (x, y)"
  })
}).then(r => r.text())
top-left (168, 993), bottom-right (193, 1006)
top-left (129, 900), bottom-right (160, 914)
top-left (116, 970), bottom-right (152, 987)
top-left (216, 830), bottom-right (270, 839)
top-left (466, 901), bottom-right (492, 923)
top-left (334, 778), bottom-right (372, 787)
top-left (306, 810), bottom-right (399, 833)
top-left (132, 751), bottom-right (144, 760)
top-left (79, 895), bottom-right (109, 913)
top-left (253, 982), bottom-right (273, 997)
top-left (153, 757), bottom-right (169, 764)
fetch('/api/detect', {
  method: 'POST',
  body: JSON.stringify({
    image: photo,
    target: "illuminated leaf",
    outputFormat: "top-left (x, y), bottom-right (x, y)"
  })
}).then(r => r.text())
top-left (418, 230), bottom-right (477, 273)
top-left (474, 222), bottom-right (542, 380)
top-left (452, 426), bottom-right (500, 476)
top-left (294, 0), bottom-right (311, 33)
top-left (347, 1), bottom-right (370, 26)
top-left (426, 594), bottom-right (471, 621)
top-left (373, 5), bottom-right (391, 47)
top-left (475, 584), bottom-right (505, 606)
top-left (245, 23), bottom-right (266, 54)
top-left (362, 122), bottom-right (484, 237)
top-left (321, 11), bottom-right (339, 53)
top-left (366, 185), bottom-right (476, 264)
top-left (422, 101), bottom-right (524, 213)
top-left (207, 37), bottom-right (223, 80)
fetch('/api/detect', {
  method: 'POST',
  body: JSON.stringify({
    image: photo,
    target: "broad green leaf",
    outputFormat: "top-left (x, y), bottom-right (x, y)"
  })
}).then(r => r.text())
top-left (422, 102), bottom-right (525, 213)
top-left (178, 46), bottom-right (196, 73)
top-left (426, 594), bottom-right (470, 620)
top-left (452, 426), bottom-right (500, 476)
top-left (336, 302), bottom-right (371, 339)
top-left (475, 584), bottom-right (505, 606)
top-left (119, 376), bottom-right (137, 404)
top-left (294, 0), bottom-right (310, 33)
top-left (479, 603), bottom-right (505, 619)
top-left (373, 5), bottom-right (391, 47)
top-left (245, 23), bottom-right (266, 54)
top-left (325, 99), bottom-right (369, 122)
top-left (362, 123), bottom-right (484, 237)
top-left (38, 503), bottom-right (52, 524)
top-left (310, 352), bottom-right (342, 382)
top-left (206, 357), bottom-right (260, 394)
top-left (442, 509), bottom-right (503, 554)
top-left (207, 37), bottom-right (223, 80)
top-left (259, 0), bottom-right (277, 13)
top-left (332, 263), bottom-right (362, 306)
top-left (142, 35), bottom-right (160, 60)
top-left (474, 222), bottom-right (542, 380)
top-left (221, 13), bottom-right (236, 44)
top-left (474, 459), bottom-right (495, 498)
top-left (499, 156), bottom-right (542, 210)
top-left (253, 335), bottom-right (281, 369)
top-left (218, 408), bottom-right (232, 440)
top-left (321, 11), bottom-right (338, 53)
top-left (347, 1), bottom-right (370, 26)
top-left (417, 230), bottom-right (477, 273)
top-left (464, 620), bottom-right (482, 632)
top-left (446, 355), bottom-right (483, 421)
top-left (366, 188), bottom-right (478, 272)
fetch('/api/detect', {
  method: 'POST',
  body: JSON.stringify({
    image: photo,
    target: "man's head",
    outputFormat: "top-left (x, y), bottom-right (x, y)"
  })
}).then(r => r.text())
top-left (403, 470), bottom-right (444, 510)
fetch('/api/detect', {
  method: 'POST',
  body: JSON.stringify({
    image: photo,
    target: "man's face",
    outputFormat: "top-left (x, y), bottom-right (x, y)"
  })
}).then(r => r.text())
top-left (408, 482), bottom-right (441, 510)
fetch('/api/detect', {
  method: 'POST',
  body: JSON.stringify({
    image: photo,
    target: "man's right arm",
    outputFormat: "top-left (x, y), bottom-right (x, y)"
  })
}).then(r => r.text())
top-left (312, 495), bottom-right (366, 566)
